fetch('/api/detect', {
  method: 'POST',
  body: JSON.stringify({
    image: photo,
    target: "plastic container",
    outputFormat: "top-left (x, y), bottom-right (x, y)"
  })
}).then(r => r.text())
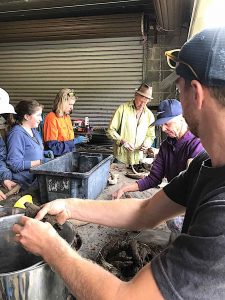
top-left (31, 152), bottom-right (113, 203)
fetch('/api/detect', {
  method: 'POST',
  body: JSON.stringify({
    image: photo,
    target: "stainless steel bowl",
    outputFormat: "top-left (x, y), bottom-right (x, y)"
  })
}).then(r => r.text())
top-left (0, 207), bottom-right (75, 299)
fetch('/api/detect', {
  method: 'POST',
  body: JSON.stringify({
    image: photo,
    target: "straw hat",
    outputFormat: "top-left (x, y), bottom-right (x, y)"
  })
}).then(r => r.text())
top-left (135, 83), bottom-right (153, 100)
top-left (0, 88), bottom-right (16, 114)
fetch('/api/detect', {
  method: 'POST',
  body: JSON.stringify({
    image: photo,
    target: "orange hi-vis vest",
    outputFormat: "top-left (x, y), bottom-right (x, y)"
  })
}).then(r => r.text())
top-left (43, 111), bottom-right (74, 142)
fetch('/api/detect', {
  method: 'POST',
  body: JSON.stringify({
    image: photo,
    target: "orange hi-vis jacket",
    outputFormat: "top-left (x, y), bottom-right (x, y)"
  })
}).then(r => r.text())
top-left (43, 111), bottom-right (75, 156)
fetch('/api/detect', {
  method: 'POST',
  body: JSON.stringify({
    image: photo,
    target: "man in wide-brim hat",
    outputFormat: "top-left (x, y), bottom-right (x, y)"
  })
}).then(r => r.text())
top-left (107, 83), bottom-right (155, 165)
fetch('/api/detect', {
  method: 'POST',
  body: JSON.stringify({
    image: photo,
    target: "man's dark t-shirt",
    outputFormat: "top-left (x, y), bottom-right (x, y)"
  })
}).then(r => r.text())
top-left (151, 151), bottom-right (225, 300)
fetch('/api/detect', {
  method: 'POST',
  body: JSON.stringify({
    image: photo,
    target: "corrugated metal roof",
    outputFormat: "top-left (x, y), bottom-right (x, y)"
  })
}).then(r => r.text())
top-left (0, 0), bottom-right (155, 21)
top-left (0, 14), bottom-right (142, 42)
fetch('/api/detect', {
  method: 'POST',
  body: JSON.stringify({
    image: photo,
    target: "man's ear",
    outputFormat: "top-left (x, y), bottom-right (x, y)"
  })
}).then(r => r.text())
top-left (191, 80), bottom-right (204, 109)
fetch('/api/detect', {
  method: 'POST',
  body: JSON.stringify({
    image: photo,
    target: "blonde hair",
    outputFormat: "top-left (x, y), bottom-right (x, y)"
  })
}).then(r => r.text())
top-left (53, 88), bottom-right (77, 116)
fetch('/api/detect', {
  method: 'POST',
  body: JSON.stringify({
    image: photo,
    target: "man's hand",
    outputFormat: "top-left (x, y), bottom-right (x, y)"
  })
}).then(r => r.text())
top-left (0, 190), bottom-right (6, 200)
top-left (13, 216), bottom-right (63, 257)
top-left (112, 187), bottom-right (125, 199)
top-left (34, 199), bottom-right (72, 225)
top-left (3, 179), bottom-right (17, 191)
top-left (121, 140), bottom-right (135, 151)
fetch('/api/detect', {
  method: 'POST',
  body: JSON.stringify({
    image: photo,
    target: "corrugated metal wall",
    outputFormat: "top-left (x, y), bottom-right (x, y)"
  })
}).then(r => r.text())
top-left (0, 14), bottom-right (144, 127)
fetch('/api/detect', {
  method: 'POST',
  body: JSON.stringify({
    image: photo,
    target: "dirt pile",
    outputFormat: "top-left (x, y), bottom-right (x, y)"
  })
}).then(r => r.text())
top-left (97, 236), bottom-right (162, 281)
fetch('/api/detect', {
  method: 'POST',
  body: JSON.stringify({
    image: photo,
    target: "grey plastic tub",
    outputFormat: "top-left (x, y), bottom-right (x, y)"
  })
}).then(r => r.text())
top-left (31, 151), bottom-right (113, 203)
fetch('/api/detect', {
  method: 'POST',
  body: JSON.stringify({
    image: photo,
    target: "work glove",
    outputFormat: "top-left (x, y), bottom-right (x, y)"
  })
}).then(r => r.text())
top-left (121, 141), bottom-right (135, 151)
top-left (74, 135), bottom-right (89, 145)
top-left (44, 150), bottom-right (54, 159)
top-left (42, 157), bottom-right (52, 163)
top-left (41, 157), bottom-right (51, 164)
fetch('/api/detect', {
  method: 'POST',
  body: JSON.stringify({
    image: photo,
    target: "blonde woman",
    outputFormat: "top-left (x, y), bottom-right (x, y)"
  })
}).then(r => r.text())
top-left (43, 88), bottom-right (87, 156)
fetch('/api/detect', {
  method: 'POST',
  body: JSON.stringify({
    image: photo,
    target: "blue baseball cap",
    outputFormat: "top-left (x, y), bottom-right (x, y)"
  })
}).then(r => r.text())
top-left (151, 99), bottom-right (182, 126)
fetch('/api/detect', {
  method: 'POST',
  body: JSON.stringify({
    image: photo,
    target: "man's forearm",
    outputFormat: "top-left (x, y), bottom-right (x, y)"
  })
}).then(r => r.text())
top-left (67, 197), bottom-right (149, 230)
top-left (46, 241), bottom-right (122, 300)
top-left (44, 238), bottom-right (163, 300)
top-left (66, 190), bottom-right (184, 230)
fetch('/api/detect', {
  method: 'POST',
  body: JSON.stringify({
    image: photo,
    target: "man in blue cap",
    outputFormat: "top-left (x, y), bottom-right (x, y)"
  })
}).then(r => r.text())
top-left (13, 27), bottom-right (225, 299)
top-left (112, 99), bottom-right (204, 204)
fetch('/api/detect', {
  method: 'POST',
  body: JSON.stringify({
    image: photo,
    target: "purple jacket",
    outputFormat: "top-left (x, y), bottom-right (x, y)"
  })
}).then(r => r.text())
top-left (137, 131), bottom-right (204, 191)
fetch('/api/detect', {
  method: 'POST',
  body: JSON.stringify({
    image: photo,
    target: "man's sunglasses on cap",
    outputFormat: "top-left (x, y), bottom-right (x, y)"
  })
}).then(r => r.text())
top-left (165, 49), bottom-right (199, 80)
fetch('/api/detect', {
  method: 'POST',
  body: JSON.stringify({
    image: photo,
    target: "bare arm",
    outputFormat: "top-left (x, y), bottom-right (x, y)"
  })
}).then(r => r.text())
top-left (14, 217), bottom-right (164, 300)
top-left (14, 189), bottom-right (185, 299)
top-left (49, 243), bottom-right (164, 300)
top-left (37, 189), bottom-right (185, 231)
top-left (71, 190), bottom-right (185, 230)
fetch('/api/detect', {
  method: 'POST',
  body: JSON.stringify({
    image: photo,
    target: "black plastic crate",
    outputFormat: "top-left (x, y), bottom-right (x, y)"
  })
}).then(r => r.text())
top-left (31, 152), bottom-right (113, 204)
